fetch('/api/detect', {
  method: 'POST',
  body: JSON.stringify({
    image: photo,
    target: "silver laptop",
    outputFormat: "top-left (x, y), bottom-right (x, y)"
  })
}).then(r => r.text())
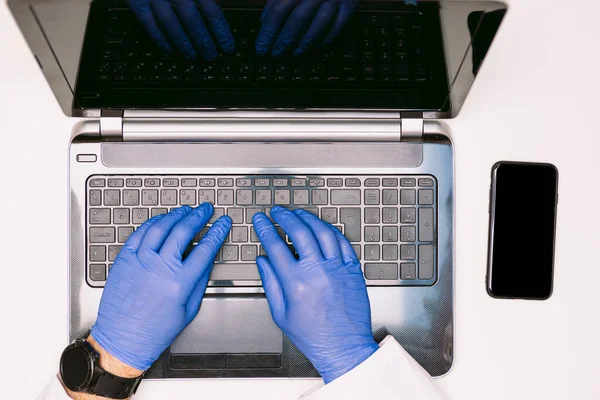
top-left (9, 0), bottom-right (505, 379)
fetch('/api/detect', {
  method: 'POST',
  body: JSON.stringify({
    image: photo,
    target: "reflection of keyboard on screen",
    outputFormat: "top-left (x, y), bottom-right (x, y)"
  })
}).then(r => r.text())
top-left (97, 9), bottom-right (432, 86)
top-left (87, 175), bottom-right (437, 288)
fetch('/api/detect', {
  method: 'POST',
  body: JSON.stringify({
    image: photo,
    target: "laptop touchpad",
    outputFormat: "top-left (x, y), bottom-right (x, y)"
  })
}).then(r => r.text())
top-left (170, 297), bottom-right (282, 368)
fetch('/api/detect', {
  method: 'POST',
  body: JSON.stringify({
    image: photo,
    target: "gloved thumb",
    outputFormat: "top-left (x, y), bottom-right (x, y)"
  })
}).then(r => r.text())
top-left (256, 256), bottom-right (286, 326)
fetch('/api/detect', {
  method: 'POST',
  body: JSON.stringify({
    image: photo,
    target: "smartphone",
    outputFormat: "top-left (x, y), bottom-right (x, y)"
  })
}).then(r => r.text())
top-left (486, 161), bottom-right (559, 300)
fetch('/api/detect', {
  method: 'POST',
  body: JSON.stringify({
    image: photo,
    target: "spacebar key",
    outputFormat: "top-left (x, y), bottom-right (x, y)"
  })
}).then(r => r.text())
top-left (210, 263), bottom-right (260, 281)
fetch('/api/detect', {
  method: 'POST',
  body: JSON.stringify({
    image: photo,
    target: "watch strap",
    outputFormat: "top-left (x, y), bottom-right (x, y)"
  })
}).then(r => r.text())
top-left (92, 368), bottom-right (143, 400)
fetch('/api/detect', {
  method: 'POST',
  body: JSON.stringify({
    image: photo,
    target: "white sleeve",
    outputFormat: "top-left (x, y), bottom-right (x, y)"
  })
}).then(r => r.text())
top-left (299, 336), bottom-right (447, 400)
top-left (37, 375), bottom-right (71, 400)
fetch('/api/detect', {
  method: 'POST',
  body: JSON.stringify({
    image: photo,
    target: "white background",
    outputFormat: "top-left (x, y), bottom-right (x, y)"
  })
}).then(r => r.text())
top-left (1, 0), bottom-right (599, 398)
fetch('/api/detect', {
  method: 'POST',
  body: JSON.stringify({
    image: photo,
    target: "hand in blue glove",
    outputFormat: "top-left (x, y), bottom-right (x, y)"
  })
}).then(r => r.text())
top-left (127, 0), bottom-right (235, 60)
top-left (252, 206), bottom-right (379, 383)
top-left (256, 0), bottom-right (358, 57)
top-left (90, 204), bottom-right (232, 371)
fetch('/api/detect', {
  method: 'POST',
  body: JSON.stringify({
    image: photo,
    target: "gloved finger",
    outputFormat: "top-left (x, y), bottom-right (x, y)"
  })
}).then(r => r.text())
top-left (329, 224), bottom-right (361, 268)
top-left (123, 214), bottom-right (166, 253)
top-left (319, 0), bottom-right (356, 48)
top-left (139, 206), bottom-right (193, 251)
top-left (292, 0), bottom-right (337, 56)
top-left (171, 0), bottom-right (219, 60)
top-left (252, 212), bottom-right (296, 270)
top-left (272, 0), bottom-right (322, 57)
top-left (196, 0), bottom-right (236, 54)
top-left (271, 206), bottom-right (323, 261)
top-left (128, 0), bottom-right (174, 52)
top-left (256, 256), bottom-right (286, 325)
top-left (293, 209), bottom-right (341, 260)
top-left (255, 0), bottom-right (298, 56)
top-left (149, 0), bottom-right (197, 59)
top-left (159, 203), bottom-right (214, 260)
top-left (184, 215), bottom-right (232, 272)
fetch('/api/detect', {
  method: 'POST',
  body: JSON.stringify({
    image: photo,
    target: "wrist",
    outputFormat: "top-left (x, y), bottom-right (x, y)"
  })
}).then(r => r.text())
top-left (320, 340), bottom-right (379, 384)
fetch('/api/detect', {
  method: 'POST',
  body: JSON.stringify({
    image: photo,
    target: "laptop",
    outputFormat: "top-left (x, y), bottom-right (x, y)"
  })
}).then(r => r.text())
top-left (9, 0), bottom-right (506, 379)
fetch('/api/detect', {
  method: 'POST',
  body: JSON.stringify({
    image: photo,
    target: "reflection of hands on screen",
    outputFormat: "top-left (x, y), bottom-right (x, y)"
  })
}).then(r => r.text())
top-left (127, 0), bottom-right (235, 60)
top-left (256, 0), bottom-right (359, 58)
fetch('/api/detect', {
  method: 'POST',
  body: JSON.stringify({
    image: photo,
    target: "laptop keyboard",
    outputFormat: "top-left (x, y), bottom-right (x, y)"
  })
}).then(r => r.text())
top-left (98, 9), bottom-right (431, 86)
top-left (87, 175), bottom-right (437, 287)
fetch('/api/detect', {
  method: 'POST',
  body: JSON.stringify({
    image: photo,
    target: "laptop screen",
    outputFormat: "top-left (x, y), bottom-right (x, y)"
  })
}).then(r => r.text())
top-left (8, 0), bottom-right (506, 116)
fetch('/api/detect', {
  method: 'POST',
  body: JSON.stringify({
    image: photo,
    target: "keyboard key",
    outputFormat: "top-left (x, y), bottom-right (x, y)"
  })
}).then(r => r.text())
top-left (400, 178), bottom-right (416, 187)
top-left (255, 190), bottom-right (272, 205)
top-left (401, 263), bottom-right (416, 280)
top-left (382, 208), bottom-right (398, 224)
top-left (90, 209), bottom-right (110, 224)
top-left (352, 245), bottom-right (361, 260)
top-left (418, 244), bottom-right (434, 279)
top-left (231, 226), bottom-right (248, 242)
top-left (236, 189), bottom-right (253, 205)
top-left (250, 227), bottom-right (260, 242)
top-left (364, 208), bottom-right (380, 224)
top-left (400, 189), bottom-right (416, 205)
top-left (345, 178), bottom-right (361, 187)
top-left (210, 263), bottom-right (260, 281)
top-left (218, 178), bottom-right (234, 187)
top-left (131, 208), bottom-right (148, 224)
top-left (90, 264), bottom-right (106, 281)
top-left (321, 208), bottom-right (338, 224)
top-left (90, 179), bottom-right (106, 187)
top-left (217, 189), bottom-right (234, 205)
top-left (327, 178), bottom-right (343, 187)
top-left (255, 178), bottom-right (270, 187)
top-left (89, 227), bottom-right (115, 243)
top-left (401, 244), bottom-right (416, 260)
top-left (382, 178), bottom-right (398, 187)
top-left (200, 178), bottom-right (216, 187)
top-left (181, 178), bottom-right (197, 187)
top-left (221, 245), bottom-right (239, 261)
top-left (418, 178), bottom-right (434, 187)
top-left (364, 189), bottom-right (380, 205)
top-left (151, 208), bottom-right (168, 217)
top-left (419, 208), bottom-right (434, 242)
top-left (331, 189), bottom-right (361, 205)
top-left (382, 226), bottom-right (398, 242)
top-left (364, 245), bottom-right (381, 261)
top-left (108, 178), bottom-right (124, 187)
top-left (90, 246), bottom-right (106, 262)
top-left (340, 208), bottom-right (361, 242)
top-left (126, 178), bottom-right (142, 187)
top-left (311, 189), bottom-right (328, 205)
top-left (383, 244), bottom-right (398, 261)
top-left (89, 190), bottom-right (102, 206)
top-left (123, 189), bottom-right (140, 206)
top-left (198, 189), bottom-right (215, 204)
top-left (108, 245), bottom-right (122, 262)
top-left (209, 207), bottom-right (225, 223)
top-left (382, 189), bottom-right (398, 205)
top-left (227, 208), bottom-right (244, 224)
top-left (364, 178), bottom-right (380, 187)
top-left (163, 178), bottom-right (179, 187)
top-left (275, 190), bottom-right (290, 205)
top-left (236, 178), bottom-right (252, 187)
top-left (303, 207), bottom-right (319, 217)
top-left (246, 208), bottom-right (262, 224)
top-left (241, 245), bottom-right (257, 261)
top-left (104, 190), bottom-right (120, 206)
top-left (365, 226), bottom-right (380, 242)
top-left (291, 178), bottom-right (307, 186)
top-left (272, 178), bottom-right (288, 187)
top-left (142, 189), bottom-right (158, 206)
top-left (180, 190), bottom-right (196, 206)
top-left (400, 226), bottom-right (416, 242)
top-left (194, 227), bottom-right (210, 243)
top-left (144, 178), bottom-right (160, 187)
top-left (419, 189), bottom-right (434, 205)
top-left (161, 189), bottom-right (177, 206)
top-left (400, 208), bottom-right (416, 224)
top-left (118, 227), bottom-right (134, 243)
top-left (362, 15), bottom-right (389, 27)
top-left (113, 208), bottom-right (130, 224)
top-left (293, 190), bottom-right (309, 205)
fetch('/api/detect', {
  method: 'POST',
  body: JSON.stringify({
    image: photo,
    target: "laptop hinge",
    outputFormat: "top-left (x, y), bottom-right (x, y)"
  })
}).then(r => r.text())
top-left (399, 111), bottom-right (424, 140)
top-left (119, 111), bottom-right (403, 142)
top-left (100, 110), bottom-right (124, 138)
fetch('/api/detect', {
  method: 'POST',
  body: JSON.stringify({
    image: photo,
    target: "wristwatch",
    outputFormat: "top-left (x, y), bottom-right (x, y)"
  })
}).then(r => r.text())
top-left (59, 339), bottom-right (143, 399)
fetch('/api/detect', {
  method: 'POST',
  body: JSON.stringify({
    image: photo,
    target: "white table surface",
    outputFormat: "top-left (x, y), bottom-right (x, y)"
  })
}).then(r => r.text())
top-left (1, 0), bottom-right (599, 398)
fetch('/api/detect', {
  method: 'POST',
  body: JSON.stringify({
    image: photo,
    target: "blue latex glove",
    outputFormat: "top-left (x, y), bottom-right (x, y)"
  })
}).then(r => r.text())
top-left (127, 0), bottom-right (235, 60)
top-left (252, 206), bottom-right (379, 383)
top-left (90, 204), bottom-right (232, 370)
top-left (256, 0), bottom-right (358, 57)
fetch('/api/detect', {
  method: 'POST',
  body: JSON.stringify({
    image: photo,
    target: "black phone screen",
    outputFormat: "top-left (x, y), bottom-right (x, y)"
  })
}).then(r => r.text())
top-left (487, 162), bottom-right (558, 299)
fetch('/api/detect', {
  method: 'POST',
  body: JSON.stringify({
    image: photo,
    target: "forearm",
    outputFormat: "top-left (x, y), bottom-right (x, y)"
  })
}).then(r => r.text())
top-left (59, 336), bottom-right (143, 400)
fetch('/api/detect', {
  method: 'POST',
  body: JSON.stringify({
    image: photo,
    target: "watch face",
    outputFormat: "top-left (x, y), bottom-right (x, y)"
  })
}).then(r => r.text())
top-left (60, 343), bottom-right (93, 390)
